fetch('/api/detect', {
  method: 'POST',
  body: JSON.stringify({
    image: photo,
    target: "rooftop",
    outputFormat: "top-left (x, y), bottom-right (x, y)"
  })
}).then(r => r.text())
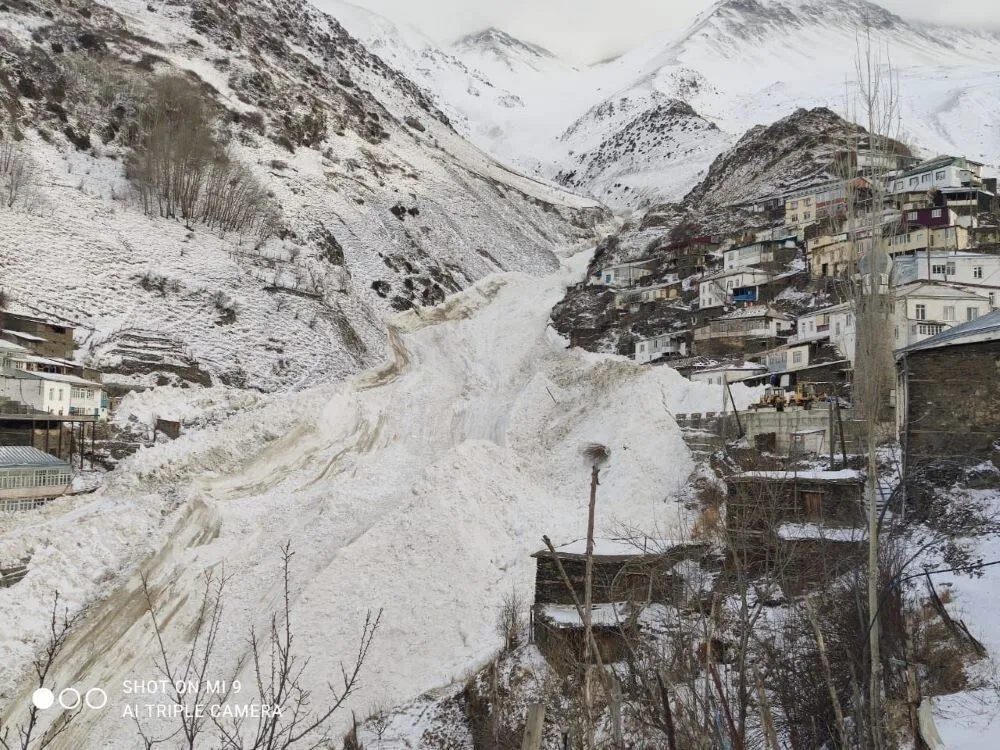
top-left (703, 268), bottom-right (773, 282)
top-left (0, 446), bottom-right (70, 470)
top-left (532, 537), bottom-right (700, 561)
top-left (730, 469), bottom-right (863, 483)
top-left (894, 282), bottom-right (991, 301)
top-left (2, 329), bottom-right (47, 343)
top-left (716, 305), bottom-right (791, 321)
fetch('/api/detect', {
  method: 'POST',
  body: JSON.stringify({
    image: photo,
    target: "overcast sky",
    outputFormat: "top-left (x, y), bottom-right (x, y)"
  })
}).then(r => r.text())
top-left (328, 0), bottom-right (1000, 64)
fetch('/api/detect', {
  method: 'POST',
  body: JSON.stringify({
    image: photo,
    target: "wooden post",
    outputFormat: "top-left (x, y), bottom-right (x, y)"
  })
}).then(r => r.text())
top-left (754, 666), bottom-right (779, 750)
top-left (57, 421), bottom-right (63, 460)
top-left (656, 670), bottom-right (678, 750)
top-left (583, 462), bottom-right (599, 750)
top-left (829, 401), bottom-right (836, 469)
top-left (836, 397), bottom-right (849, 468)
top-left (521, 703), bottom-right (546, 750)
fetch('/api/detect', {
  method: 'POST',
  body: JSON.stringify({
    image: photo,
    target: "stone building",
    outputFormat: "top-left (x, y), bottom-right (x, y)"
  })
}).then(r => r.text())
top-left (896, 309), bottom-right (1000, 469)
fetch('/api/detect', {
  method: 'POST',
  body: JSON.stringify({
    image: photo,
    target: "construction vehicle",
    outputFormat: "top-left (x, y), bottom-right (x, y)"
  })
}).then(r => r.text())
top-left (749, 383), bottom-right (827, 411)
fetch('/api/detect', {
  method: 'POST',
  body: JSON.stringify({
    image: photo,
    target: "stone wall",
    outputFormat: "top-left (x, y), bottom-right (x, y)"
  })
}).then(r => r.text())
top-left (901, 339), bottom-right (1000, 465)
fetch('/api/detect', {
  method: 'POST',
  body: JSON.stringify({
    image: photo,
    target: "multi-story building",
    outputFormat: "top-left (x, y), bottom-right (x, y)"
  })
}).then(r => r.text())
top-left (892, 281), bottom-right (992, 350)
top-left (699, 269), bottom-right (773, 310)
top-left (634, 330), bottom-right (689, 364)
top-left (723, 237), bottom-right (798, 272)
top-left (885, 225), bottom-right (970, 258)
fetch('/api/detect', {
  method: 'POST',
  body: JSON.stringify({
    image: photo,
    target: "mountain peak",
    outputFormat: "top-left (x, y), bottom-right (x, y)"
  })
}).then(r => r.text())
top-left (453, 27), bottom-right (558, 60)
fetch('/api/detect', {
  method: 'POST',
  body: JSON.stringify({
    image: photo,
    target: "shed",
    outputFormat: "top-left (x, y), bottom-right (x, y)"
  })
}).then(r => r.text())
top-left (530, 538), bottom-right (706, 666)
top-left (725, 470), bottom-right (865, 571)
top-left (0, 446), bottom-right (73, 511)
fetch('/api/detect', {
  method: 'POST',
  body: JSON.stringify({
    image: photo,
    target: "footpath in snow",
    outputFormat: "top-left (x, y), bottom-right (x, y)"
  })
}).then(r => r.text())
top-left (0, 244), bottom-right (754, 747)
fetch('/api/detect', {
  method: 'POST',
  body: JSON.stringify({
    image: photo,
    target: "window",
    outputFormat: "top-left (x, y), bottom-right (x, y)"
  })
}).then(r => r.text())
top-left (932, 264), bottom-right (946, 275)
top-left (943, 306), bottom-right (955, 321)
top-left (48, 388), bottom-right (53, 400)
top-left (790, 200), bottom-right (798, 209)
top-left (918, 323), bottom-right (946, 335)
top-left (792, 350), bottom-right (803, 364)
top-left (909, 177), bottom-right (919, 187)
top-left (991, 293), bottom-right (996, 308)
top-left (915, 304), bottom-right (926, 320)
top-left (935, 170), bottom-right (946, 180)
top-left (922, 173), bottom-right (931, 183)
top-left (801, 491), bottom-right (824, 519)
top-left (932, 208), bottom-right (943, 218)
top-left (947, 262), bottom-right (956, 275)
top-left (974, 266), bottom-right (984, 279)
top-left (835, 321), bottom-right (842, 334)
top-left (895, 181), bottom-right (903, 191)
top-left (894, 326), bottom-right (899, 340)
top-left (789, 214), bottom-right (798, 223)
top-left (908, 211), bottom-right (918, 221)
top-left (804, 198), bottom-right (812, 205)
top-left (804, 212), bottom-right (811, 220)
top-left (968, 307), bottom-right (980, 322)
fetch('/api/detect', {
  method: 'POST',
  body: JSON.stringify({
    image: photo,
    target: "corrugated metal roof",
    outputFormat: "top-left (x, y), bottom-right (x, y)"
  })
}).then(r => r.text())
top-left (0, 446), bottom-right (70, 469)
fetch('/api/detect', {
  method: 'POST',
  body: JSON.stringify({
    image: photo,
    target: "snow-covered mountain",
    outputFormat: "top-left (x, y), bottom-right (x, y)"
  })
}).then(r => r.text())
top-left (0, 0), bottom-right (606, 392)
top-left (326, 0), bottom-right (1000, 211)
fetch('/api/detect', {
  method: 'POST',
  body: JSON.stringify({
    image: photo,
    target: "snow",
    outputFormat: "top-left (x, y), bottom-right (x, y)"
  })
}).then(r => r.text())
top-left (776, 523), bottom-right (867, 542)
top-left (734, 469), bottom-right (863, 481)
top-left (547, 537), bottom-right (689, 557)
top-left (0, 244), bottom-right (749, 746)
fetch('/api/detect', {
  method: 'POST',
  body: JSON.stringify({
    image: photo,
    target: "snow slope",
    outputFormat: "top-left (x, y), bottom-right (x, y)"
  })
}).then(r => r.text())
top-left (0, 0), bottom-right (605, 391)
top-left (0, 243), bottom-right (756, 746)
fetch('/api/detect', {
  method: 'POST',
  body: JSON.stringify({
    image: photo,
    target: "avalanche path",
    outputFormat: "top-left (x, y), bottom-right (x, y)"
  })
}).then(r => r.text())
top-left (0, 243), bottom-right (751, 746)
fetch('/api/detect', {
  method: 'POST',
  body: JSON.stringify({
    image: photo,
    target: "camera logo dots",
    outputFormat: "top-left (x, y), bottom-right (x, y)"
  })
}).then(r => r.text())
top-left (31, 686), bottom-right (107, 711)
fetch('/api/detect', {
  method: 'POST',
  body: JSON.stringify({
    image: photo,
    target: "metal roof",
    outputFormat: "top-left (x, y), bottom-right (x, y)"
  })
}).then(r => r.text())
top-left (0, 446), bottom-right (70, 469)
top-left (899, 309), bottom-right (1000, 355)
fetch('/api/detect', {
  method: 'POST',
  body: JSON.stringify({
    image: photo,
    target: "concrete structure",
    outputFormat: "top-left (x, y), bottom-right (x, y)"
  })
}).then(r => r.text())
top-left (891, 252), bottom-right (1000, 301)
top-left (700, 306), bottom-right (793, 344)
top-left (888, 156), bottom-right (985, 196)
top-left (742, 405), bottom-right (852, 456)
top-left (634, 330), bottom-right (689, 364)
top-left (896, 310), bottom-right (1000, 468)
top-left (0, 446), bottom-right (72, 512)
top-left (892, 282), bottom-right (992, 350)
top-left (783, 180), bottom-right (852, 231)
top-left (0, 340), bottom-right (29, 370)
top-left (699, 269), bottom-right (773, 310)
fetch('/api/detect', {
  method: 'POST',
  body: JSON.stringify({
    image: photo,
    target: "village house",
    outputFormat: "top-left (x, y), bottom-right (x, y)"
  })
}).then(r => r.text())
top-left (694, 306), bottom-right (793, 355)
top-left (591, 258), bottom-right (657, 288)
top-left (0, 368), bottom-right (108, 420)
top-left (531, 539), bottom-right (705, 665)
top-left (807, 231), bottom-right (874, 278)
top-left (891, 251), bottom-right (1000, 303)
top-left (885, 225), bottom-right (970, 258)
top-left (689, 361), bottom-right (767, 386)
top-left (699, 268), bottom-right (773, 310)
top-left (661, 237), bottom-right (721, 278)
top-left (0, 313), bottom-right (76, 360)
top-left (783, 180), bottom-right (851, 232)
top-left (613, 280), bottom-right (681, 311)
top-left (723, 236), bottom-right (797, 272)
top-left (793, 303), bottom-right (857, 364)
top-left (892, 281), bottom-right (992, 350)
top-left (725, 470), bottom-right (866, 583)
top-left (0, 446), bottom-right (73, 512)
top-left (888, 156), bottom-right (997, 221)
top-left (634, 330), bottom-right (689, 364)
top-left (896, 310), bottom-right (1000, 469)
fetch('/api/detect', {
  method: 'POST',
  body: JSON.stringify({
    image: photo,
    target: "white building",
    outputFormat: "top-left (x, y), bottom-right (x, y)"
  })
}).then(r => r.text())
top-left (892, 251), bottom-right (1000, 303)
top-left (723, 237), bottom-right (797, 272)
top-left (888, 156), bottom-right (984, 196)
top-left (892, 282), bottom-right (992, 350)
top-left (793, 302), bottom-right (856, 363)
top-left (634, 331), bottom-right (689, 364)
top-left (0, 340), bottom-right (29, 370)
top-left (699, 269), bottom-right (773, 310)
top-left (689, 363), bottom-right (767, 386)
top-left (592, 259), bottom-right (656, 288)
top-left (0, 369), bottom-right (107, 419)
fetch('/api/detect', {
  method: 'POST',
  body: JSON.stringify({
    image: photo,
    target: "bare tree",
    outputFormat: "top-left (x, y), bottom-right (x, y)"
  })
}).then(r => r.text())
top-left (0, 593), bottom-right (82, 750)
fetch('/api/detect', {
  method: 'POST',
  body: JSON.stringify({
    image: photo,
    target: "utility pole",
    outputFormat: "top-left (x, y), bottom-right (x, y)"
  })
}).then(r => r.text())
top-left (582, 444), bottom-right (609, 750)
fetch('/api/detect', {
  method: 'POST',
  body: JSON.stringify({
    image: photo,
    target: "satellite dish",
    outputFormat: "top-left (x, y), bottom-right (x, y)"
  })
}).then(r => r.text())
top-left (858, 250), bottom-right (893, 276)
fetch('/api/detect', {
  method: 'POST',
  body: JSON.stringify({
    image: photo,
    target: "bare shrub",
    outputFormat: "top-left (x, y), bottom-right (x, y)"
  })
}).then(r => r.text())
top-left (0, 131), bottom-right (38, 210)
top-left (495, 589), bottom-right (524, 652)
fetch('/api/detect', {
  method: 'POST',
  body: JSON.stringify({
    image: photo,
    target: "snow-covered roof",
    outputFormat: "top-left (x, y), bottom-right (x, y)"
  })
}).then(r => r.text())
top-left (693, 362), bottom-right (766, 374)
top-left (0, 446), bottom-right (70, 470)
top-left (731, 469), bottom-right (863, 483)
top-left (0, 339), bottom-right (29, 354)
top-left (894, 282), bottom-right (990, 301)
top-left (777, 524), bottom-right (867, 542)
top-left (0, 368), bottom-right (100, 388)
top-left (702, 267), bottom-right (772, 282)
top-left (900, 309), bottom-right (1000, 355)
top-left (534, 537), bottom-right (696, 560)
top-left (716, 305), bottom-right (790, 321)
top-left (2, 329), bottom-right (47, 343)
top-left (797, 302), bottom-right (853, 320)
top-left (539, 602), bottom-right (630, 628)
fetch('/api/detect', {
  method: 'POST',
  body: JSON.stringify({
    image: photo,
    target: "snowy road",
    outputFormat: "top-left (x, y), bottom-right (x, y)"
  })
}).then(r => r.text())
top-left (0, 245), bottom-right (752, 746)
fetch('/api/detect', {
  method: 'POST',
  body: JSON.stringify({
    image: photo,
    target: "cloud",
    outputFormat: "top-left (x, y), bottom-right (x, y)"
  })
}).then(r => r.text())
top-left (318, 0), bottom-right (1000, 65)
